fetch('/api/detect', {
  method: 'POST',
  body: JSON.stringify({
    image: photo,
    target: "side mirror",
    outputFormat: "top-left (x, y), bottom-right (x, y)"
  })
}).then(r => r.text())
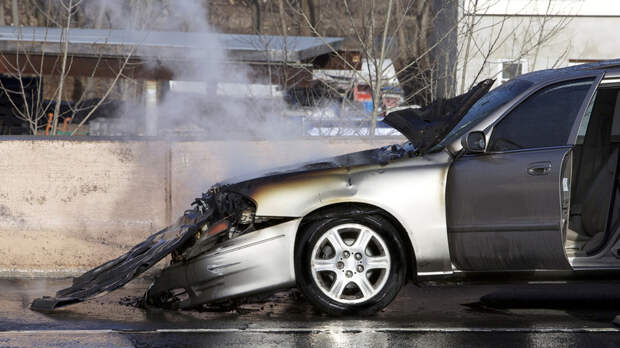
top-left (463, 131), bottom-right (486, 153)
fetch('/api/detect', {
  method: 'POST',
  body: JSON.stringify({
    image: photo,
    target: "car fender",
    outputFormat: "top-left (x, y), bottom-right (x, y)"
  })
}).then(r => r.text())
top-left (232, 151), bottom-right (454, 275)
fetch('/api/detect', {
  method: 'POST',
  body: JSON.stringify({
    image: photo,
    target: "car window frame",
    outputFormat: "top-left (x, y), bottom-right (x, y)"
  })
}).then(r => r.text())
top-left (484, 73), bottom-right (603, 154)
top-left (574, 70), bottom-right (620, 144)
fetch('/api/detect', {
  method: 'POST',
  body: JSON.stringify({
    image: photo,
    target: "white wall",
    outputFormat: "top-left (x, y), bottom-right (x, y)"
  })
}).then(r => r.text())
top-left (459, 0), bottom-right (620, 91)
top-left (0, 138), bottom-right (399, 275)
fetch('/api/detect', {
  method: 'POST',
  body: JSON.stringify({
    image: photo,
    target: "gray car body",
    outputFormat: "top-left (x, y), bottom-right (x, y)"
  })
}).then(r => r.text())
top-left (33, 61), bottom-right (620, 312)
top-left (149, 60), bottom-right (620, 306)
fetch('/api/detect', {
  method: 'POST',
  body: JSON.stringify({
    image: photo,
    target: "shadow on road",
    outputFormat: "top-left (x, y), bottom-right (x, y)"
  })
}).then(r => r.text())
top-left (463, 282), bottom-right (620, 323)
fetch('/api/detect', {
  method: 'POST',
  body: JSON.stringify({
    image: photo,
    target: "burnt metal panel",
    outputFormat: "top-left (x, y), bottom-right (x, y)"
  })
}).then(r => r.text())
top-left (384, 79), bottom-right (493, 153)
top-left (30, 209), bottom-right (210, 311)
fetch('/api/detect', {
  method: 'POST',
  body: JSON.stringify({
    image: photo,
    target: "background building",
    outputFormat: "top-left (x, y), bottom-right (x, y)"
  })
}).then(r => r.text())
top-left (459, 0), bottom-right (620, 91)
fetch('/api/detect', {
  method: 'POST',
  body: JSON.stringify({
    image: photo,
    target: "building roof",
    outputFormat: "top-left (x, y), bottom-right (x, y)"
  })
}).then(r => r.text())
top-left (0, 26), bottom-right (344, 62)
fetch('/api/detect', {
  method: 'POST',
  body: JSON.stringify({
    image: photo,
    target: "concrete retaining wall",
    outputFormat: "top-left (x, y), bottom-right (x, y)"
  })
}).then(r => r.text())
top-left (0, 138), bottom-right (398, 275)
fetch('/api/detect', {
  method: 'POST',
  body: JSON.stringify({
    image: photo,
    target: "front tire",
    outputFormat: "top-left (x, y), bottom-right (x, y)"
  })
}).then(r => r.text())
top-left (295, 213), bottom-right (407, 316)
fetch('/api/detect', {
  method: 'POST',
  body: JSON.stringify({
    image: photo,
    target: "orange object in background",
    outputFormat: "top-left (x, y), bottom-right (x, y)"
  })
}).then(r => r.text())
top-left (62, 117), bottom-right (72, 133)
top-left (43, 114), bottom-right (71, 135)
top-left (45, 113), bottom-right (53, 135)
top-left (353, 84), bottom-right (373, 102)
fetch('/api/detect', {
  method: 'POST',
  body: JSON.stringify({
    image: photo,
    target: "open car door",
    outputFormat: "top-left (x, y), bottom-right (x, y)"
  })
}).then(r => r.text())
top-left (447, 75), bottom-right (601, 271)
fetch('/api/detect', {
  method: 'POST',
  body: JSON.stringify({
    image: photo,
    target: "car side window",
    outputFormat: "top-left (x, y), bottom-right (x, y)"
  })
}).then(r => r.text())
top-left (488, 78), bottom-right (594, 152)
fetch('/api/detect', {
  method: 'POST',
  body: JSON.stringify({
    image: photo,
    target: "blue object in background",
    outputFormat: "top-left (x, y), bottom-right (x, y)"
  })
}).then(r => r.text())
top-left (362, 101), bottom-right (373, 113)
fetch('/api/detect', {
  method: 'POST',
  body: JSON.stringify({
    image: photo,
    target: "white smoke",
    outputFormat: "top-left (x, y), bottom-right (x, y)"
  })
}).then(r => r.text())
top-left (84, 0), bottom-right (302, 141)
top-left (81, 0), bottom-right (343, 194)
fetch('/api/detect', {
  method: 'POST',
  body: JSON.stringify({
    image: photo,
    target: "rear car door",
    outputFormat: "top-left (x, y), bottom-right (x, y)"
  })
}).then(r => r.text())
top-left (447, 76), bottom-right (600, 271)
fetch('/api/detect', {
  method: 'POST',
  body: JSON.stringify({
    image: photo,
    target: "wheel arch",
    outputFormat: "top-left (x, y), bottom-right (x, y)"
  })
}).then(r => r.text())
top-left (296, 202), bottom-right (417, 282)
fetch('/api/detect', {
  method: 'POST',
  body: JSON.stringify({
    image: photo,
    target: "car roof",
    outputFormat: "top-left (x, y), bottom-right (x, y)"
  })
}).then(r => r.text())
top-left (516, 58), bottom-right (620, 85)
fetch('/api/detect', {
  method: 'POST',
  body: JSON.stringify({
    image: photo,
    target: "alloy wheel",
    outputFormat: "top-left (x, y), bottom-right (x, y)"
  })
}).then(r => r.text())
top-left (309, 223), bottom-right (391, 304)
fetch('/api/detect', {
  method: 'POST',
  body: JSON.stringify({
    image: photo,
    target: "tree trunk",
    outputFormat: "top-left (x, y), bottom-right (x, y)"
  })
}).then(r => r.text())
top-left (51, 0), bottom-right (73, 135)
top-left (0, 3), bottom-right (5, 26)
top-left (371, 0), bottom-right (394, 137)
top-left (532, 0), bottom-right (552, 72)
top-left (11, 0), bottom-right (18, 26)
top-left (301, 0), bottom-right (316, 36)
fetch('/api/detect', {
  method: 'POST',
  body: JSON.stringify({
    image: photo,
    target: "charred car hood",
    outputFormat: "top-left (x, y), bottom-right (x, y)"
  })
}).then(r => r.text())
top-left (222, 142), bottom-right (416, 187)
top-left (384, 79), bottom-right (494, 153)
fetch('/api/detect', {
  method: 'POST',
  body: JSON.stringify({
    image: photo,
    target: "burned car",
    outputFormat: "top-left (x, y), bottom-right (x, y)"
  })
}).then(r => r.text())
top-left (32, 60), bottom-right (620, 315)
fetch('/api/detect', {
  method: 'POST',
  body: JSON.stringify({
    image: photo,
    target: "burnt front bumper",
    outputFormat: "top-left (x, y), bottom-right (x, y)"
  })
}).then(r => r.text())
top-left (30, 210), bottom-right (210, 312)
top-left (146, 218), bottom-right (301, 309)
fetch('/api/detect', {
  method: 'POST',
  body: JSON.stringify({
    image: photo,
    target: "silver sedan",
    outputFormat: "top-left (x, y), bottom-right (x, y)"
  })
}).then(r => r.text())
top-left (32, 60), bottom-right (620, 316)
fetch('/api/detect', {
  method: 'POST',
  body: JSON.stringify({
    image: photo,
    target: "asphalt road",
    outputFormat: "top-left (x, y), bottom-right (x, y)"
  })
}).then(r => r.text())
top-left (2, 277), bottom-right (620, 347)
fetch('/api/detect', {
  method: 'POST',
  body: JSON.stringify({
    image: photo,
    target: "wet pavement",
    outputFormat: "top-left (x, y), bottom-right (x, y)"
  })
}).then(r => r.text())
top-left (2, 277), bottom-right (620, 347)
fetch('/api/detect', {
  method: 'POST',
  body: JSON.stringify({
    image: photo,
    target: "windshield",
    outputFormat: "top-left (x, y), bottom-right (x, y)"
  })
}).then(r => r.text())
top-left (430, 78), bottom-right (534, 152)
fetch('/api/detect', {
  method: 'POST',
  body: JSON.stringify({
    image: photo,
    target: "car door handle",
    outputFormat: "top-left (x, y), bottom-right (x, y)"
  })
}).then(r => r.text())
top-left (527, 162), bottom-right (552, 176)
